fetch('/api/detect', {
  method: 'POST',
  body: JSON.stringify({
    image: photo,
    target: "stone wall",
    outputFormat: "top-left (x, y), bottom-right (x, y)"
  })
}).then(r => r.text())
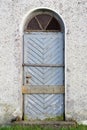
top-left (0, 0), bottom-right (87, 124)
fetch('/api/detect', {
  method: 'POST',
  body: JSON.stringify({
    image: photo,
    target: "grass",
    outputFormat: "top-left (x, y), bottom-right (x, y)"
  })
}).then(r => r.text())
top-left (0, 125), bottom-right (87, 130)
top-left (44, 115), bottom-right (64, 121)
top-left (24, 115), bottom-right (64, 121)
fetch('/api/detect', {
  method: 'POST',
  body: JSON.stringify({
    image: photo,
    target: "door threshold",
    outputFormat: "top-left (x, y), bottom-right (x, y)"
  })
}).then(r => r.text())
top-left (12, 120), bottom-right (76, 128)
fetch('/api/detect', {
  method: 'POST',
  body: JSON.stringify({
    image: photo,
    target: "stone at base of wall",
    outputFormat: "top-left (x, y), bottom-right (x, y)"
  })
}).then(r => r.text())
top-left (78, 120), bottom-right (87, 125)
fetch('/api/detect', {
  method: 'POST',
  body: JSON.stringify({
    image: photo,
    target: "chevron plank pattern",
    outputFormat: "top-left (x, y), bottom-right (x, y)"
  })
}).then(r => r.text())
top-left (24, 32), bottom-right (64, 120)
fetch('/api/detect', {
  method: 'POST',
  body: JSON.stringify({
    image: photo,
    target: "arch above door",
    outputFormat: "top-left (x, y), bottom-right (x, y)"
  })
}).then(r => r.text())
top-left (22, 8), bottom-right (65, 33)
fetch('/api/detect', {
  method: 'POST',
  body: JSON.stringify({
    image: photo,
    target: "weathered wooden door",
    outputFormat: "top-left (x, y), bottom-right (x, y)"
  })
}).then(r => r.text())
top-left (23, 32), bottom-right (64, 120)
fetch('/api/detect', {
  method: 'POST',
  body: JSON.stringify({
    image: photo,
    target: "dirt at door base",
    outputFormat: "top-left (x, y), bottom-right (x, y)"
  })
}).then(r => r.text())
top-left (24, 115), bottom-right (64, 121)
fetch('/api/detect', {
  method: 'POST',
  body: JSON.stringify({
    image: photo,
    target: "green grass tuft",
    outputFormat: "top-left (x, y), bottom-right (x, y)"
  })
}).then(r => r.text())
top-left (0, 124), bottom-right (87, 130)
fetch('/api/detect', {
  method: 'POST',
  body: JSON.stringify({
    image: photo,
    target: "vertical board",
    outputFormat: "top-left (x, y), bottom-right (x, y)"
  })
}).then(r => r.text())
top-left (24, 32), bottom-right (64, 120)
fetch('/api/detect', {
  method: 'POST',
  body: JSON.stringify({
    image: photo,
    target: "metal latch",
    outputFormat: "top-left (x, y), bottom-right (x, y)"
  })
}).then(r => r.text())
top-left (26, 75), bottom-right (32, 84)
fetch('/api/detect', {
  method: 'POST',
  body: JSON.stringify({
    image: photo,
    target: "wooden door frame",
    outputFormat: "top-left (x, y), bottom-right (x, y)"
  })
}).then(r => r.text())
top-left (21, 7), bottom-right (66, 121)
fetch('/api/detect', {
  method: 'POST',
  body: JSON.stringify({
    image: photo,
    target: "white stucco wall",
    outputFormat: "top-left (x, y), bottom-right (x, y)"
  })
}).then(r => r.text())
top-left (0, 0), bottom-right (87, 124)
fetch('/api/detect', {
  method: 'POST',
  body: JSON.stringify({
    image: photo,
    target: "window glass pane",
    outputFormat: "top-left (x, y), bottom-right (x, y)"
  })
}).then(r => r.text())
top-left (36, 14), bottom-right (52, 29)
top-left (46, 17), bottom-right (61, 31)
top-left (27, 17), bottom-right (41, 30)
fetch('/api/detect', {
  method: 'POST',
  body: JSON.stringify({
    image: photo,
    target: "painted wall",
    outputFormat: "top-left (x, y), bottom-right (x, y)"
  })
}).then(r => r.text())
top-left (0, 0), bottom-right (87, 124)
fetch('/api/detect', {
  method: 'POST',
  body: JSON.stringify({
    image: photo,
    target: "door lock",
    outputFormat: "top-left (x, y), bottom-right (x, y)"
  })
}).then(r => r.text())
top-left (26, 75), bottom-right (32, 84)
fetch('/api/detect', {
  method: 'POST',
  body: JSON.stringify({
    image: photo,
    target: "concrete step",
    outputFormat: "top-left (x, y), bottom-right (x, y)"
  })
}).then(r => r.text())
top-left (12, 120), bottom-right (77, 128)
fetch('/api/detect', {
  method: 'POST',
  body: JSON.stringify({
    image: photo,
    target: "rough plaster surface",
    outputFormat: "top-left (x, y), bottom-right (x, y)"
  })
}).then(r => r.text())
top-left (0, 0), bottom-right (87, 124)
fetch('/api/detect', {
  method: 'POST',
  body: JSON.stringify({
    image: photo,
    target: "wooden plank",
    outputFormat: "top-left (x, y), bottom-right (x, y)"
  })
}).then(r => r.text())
top-left (22, 85), bottom-right (65, 94)
top-left (22, 64), bottom-right (64, 67)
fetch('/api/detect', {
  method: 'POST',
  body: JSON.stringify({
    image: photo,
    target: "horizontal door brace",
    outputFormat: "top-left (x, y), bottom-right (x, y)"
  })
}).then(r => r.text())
top-left (22, 64), bottom-right (64, 67)
top-left (22, 85), bottom-right (65, 94)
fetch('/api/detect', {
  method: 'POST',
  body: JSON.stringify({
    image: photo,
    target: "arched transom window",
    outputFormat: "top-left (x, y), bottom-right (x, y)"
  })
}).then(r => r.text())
top-left (25, 13), bottom-right (61, 31)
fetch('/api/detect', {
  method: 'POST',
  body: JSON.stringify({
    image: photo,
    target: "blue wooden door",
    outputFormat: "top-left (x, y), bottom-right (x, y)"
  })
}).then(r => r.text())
top-left (23, 32), bottom-right (64, 120)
